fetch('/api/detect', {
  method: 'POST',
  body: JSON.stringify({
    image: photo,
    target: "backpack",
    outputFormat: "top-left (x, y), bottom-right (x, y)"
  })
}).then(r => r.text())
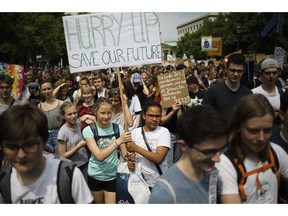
top-left (90, 122), bottom-right (120, 143)
top-left (89, 123), bottom-right (120, 157)
top-left (0, 160), bottom-right (76, 203)
top-left (224, 148), bottom-right (280, 202)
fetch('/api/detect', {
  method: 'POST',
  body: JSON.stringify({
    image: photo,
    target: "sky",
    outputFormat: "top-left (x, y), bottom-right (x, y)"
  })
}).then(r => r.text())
top-left (3, 0), bottom-right (285, 43)
top-left (156, 12), bottom-right (206, 41)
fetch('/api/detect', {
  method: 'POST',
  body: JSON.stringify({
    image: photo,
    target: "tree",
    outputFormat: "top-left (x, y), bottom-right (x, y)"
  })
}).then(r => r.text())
top-left (176, 13), bottom-right (288, 60)
top-left (0, 13), bottom-right (66, 68)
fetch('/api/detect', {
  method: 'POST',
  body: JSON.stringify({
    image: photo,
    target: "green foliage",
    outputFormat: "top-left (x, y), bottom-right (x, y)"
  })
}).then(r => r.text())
top-left (176, 13), bottom-right (288, 60)
top-left (0, 13), bottom-right (66, 68)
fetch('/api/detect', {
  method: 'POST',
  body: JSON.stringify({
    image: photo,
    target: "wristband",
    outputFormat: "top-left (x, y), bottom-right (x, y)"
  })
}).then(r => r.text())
top-left (113, 141), bottom-right (118, 149)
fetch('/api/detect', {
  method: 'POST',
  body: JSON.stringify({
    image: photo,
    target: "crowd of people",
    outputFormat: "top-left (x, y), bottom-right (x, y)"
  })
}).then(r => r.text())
top-left (1, 53), bottom-right (288, 204)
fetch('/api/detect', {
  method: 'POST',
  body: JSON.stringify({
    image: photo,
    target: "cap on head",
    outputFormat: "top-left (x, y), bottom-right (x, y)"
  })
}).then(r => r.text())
top-left (186, 76), bottom-right (199, 85)
top-left (133, 73), bottom-right (141, 83)
top-left (261, 58), bottom-right (279, 71)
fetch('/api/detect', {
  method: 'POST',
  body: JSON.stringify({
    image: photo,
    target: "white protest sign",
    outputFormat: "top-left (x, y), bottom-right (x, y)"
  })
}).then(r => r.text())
top-left (63, 12), bottom-right (162, 73)
top-left (274, 46), bottom-right (286, 68)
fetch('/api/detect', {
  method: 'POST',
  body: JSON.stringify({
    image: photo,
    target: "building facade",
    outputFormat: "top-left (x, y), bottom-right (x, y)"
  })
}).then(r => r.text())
top-left (176, 13), bottom-right (219, 40)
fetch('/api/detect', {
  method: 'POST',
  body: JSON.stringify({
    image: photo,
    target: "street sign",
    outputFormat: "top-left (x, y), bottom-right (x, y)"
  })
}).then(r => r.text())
top-left (208, 37), bottom-right (222, 56)
top-left (201, 36), bottom-right (212, 51)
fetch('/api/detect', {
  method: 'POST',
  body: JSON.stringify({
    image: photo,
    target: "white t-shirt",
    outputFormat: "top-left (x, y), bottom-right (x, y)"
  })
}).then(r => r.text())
top-left (0, 156), bottom-right (93, 204)
top-left (131, 126), bottom-right (171, 187)
top-left (128, 95), bottom-right (142, 131)
top-left (252, 85), bottom-right (281, 109)
top-left (216, 143), bottom-right (288, 203)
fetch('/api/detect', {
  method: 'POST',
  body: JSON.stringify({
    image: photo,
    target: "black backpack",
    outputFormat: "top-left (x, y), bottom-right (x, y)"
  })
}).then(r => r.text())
top-left (0, 160), bottom-right (76, 203)
top-left (90, 122), bottom-right (120, 143)
top-left (89, 122), bottom-right (120, 157)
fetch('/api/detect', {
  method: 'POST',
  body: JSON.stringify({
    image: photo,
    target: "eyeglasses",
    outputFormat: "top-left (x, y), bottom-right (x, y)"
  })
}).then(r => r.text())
top-left (145, 113), bottom-right (162, 120)
top-left (3, 142), bottom-right (40, 156)
top-left (191, 144), bottom-right (228, 158)
top-left (228, 68), bottom-right (244, 74)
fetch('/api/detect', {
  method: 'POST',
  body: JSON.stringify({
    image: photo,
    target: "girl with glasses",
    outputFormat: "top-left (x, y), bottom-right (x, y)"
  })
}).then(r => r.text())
top-left (125, 101), bottom-right (171, 189)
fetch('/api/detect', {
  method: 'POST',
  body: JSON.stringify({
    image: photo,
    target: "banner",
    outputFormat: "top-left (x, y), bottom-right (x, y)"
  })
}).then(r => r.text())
top-left (0, 63), bottom-right (24, 94)
top-left (63, 13), bottom-right (162, 73)
top-left (201, 36), bottom-right (212, 51)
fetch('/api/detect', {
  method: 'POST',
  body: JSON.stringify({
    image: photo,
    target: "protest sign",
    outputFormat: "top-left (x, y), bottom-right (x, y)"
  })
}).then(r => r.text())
top-left (63, 12), bottom-right (162, 73)
top-left (0, 63), bottom-right (24, 94)
top-left (157, 70), bottom-right (190, 108)
top-left (274, 47), bottom-right (286, 68)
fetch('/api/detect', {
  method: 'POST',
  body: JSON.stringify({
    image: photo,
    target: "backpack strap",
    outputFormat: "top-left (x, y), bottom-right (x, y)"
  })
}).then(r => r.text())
top-left (157, 178), bottom-right (176, 203)
top-left (277, 86), bottom-right (284, 95)
top-left (90, 123), bottom-right (99, 142)
top-left (253, 79), bottom-right (256, 88)
top-left (268, 147), bottom-right (280, 188)
top-left (0, 166), bottom-right (12, 203)
top-left (9, 99), bottom-right (15, 107)
top-left (224, 149), bottom-right (243, 184)
top-left (226, 148), bottom-right (280, 202)
top-left (57, 160), bottom-right (76, 203)
top-left (112, 123), bottom-right (120, 139)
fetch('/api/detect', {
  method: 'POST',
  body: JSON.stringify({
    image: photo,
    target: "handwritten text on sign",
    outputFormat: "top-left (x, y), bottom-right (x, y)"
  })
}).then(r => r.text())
top-left (63, 13), bottom-right (162, 73)
top-left (157, 70), bottom-right (190, 108)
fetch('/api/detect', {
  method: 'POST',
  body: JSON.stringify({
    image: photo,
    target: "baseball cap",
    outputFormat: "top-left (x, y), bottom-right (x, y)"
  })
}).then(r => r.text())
top-left (261, 58), bottom-right (279, 71)
top-left (133, 73), bottom-right (141, 83)
top-left (186, 76), bottom-right (199, 85)
top-left (26, 82), bottom-right (39, 90)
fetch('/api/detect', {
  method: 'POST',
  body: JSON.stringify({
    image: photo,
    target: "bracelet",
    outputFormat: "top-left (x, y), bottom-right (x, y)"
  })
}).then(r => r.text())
top-left (113, 141), bottom-right (118, 149)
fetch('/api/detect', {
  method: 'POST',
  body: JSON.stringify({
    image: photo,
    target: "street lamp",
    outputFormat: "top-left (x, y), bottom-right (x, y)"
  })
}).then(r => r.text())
top-left (236, 25), bottom-right (241, 50)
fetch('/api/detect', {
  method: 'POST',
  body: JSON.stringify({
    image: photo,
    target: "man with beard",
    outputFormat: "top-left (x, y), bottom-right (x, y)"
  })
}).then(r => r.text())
top-left (202, 53), bottom-right (252, 123)
top-left (216, 94), bottom-right (288, 203)
top-left (149, 105), bottom-right (229, 203)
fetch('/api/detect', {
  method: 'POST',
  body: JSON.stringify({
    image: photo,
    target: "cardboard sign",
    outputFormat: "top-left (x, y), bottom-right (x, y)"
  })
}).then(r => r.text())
top-left (157, 70), bottom-right (190, 108)
top-left (63, 12), bottom-right (162, 73)
top-left (0, 63), bottom-right (24, 94)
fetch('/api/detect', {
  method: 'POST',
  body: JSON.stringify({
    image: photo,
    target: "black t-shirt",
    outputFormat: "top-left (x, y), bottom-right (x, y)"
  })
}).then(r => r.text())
top-left (29, 94), bottom-right (42, 105)
top-left (202, 82), bottom-right (252, 123)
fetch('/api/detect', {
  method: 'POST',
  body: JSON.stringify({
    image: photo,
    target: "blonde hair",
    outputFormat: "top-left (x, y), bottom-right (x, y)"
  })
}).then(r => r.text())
top-left (80, 84), bottom-right (93, 94)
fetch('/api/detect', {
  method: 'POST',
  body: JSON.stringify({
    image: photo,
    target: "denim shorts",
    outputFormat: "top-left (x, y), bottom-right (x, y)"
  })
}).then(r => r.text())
top-left (47, 129), bottom-right (59, 155)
